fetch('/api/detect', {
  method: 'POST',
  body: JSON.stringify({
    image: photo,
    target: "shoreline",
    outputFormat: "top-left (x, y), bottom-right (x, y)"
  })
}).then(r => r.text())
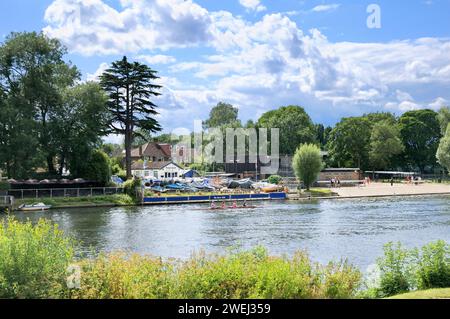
top-left (9, 191), bottom-right (450, 211)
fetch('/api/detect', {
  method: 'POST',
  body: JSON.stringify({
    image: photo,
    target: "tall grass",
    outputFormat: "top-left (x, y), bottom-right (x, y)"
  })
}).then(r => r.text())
top-left (71, 248), bottom-right (361, 299)
top-left (0, 218), bottom-right (74, 298)
top-left (370, 240), bottom-right (450, 298)
top-left (0, 218), bottom-right (448, 299)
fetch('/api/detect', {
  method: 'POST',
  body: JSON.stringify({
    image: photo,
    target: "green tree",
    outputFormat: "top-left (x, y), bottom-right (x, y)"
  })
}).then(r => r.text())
top-left (437, 106), bottom-right (450, 135)
top-left (203, 102), bottom-right (241, 129)
top-left (100, 56), bottom-right (162, 179)
top-left (0, 32), bottom-right (79, 174)
top-left (398, 109), bottom-right (441, 172)
top-left (52, 82), bottom-right (109, 176)
top-left (257, 106), bottom-right (316, 155)
top-left (292, 144), bottom-right (324, 190)
top-left (369, 121), bottom-right (405, 170)
top-left (327, 117), bottom-right (371, 169)
top-left (74, 150), bottom-right (111, 185)
top-left (436, 124), bottom-right (450, 175)
top-left (365, 112), bottom-right (397, 125)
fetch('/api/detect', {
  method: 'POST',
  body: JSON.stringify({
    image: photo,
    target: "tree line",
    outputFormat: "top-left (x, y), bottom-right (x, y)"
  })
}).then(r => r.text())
top-left (201, 102), bottom-right (450, 175)
top-left (1, 32), bottom-right (449, 184)
top-left (0, 32), bottom-right (162, 182)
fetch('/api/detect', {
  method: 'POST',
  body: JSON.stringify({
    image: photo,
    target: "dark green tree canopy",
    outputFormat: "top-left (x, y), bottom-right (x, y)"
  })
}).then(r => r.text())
top-left (369, 121), bottom-right (404, 170)
top-left (0, 32), bottom-right (79, 177)
top-left (257, 105), bottom-right (316, 155)
top-left (437, 106), bottom-right (450, 135)
top-left (203, 102), bottom-right (241, 129)
top-left (398, 109), bottom-right (441, 172)
top-left (327, 116), bottom-right (371, 169)
top-left (100, 56), bottom-right (162, 179)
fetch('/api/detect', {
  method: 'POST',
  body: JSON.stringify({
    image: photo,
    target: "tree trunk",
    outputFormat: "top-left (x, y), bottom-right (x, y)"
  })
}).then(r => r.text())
top-left (47, 155), bottom-right (56, 175)
top-left (125, 128), bottom-right (132, 179)
top-left (58, 154), bottom-right (65, 176)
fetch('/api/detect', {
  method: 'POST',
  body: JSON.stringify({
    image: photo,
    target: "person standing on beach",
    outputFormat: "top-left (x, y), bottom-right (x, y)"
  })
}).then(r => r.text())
top-left (390, 177), bottom-right (394, 186)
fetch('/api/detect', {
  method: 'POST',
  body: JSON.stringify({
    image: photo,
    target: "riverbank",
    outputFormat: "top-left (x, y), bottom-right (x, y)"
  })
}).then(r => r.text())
top-left (332, 182), bottom-right (450, 198)
top-left (388, 288), bottom-right (450, 299)
top-left (13, 194), bottom-right (136, 210)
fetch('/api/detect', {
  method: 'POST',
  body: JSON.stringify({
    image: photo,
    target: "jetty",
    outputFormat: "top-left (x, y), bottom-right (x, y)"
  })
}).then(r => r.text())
top-left (143, 192), bottom-right (287, 205)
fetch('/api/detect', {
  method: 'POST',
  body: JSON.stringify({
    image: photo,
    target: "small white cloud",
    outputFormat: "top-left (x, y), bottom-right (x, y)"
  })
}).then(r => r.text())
top-left (86, 62), bottom-right (109, 82)
top-left (311, 4), bottom-right (341, 12)
top-left (239, 0), bottom-right (266, 12)
top-left (135, 54), bottom-right (177, 65)
top-left (429, 97), bottom-right (448, 110)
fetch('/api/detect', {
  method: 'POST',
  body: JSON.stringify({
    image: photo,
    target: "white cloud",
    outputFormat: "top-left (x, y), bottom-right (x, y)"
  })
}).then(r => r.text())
top-left (239, 0), bottom-right (266, 12)
top-left (86, 62), bottom-right (109, 81)
top-left (429, 97), bottom-right (448, 110)
top-left (44, 0), bottom-right (450, 129)
top-left (135, 54), bottom-right (177, 65)
top-left (44, 0), bottom-right (214, 55)
top-left (311, 4), bottom-right (341, 12)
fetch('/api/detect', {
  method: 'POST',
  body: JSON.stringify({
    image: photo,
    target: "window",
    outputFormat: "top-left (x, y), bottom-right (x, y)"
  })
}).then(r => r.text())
top-left (153, 171), bottom-right (158, 178)
top-left (145, 171), bottom-right (150, 177)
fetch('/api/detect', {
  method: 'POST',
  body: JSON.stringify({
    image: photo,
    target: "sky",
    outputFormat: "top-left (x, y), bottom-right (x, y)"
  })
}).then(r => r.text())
top-left (1, 0), bottom-right (450, 142)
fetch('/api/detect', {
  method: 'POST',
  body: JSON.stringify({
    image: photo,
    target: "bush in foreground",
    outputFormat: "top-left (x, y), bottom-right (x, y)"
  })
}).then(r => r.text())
top-left (0, 218), bottom-right (75, 298)
top-left (373, 240), bottom-right (450, 297)
top-left (72, 248), bottom-right (361, 299)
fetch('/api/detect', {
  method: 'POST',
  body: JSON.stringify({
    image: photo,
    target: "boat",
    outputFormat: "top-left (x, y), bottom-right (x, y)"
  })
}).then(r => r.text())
top-left (261, 186), bottom-right (280, 193)
top-left (18, 203), bottom-right (52, 211)
top-left (204, 205), bottom-right (258, 211)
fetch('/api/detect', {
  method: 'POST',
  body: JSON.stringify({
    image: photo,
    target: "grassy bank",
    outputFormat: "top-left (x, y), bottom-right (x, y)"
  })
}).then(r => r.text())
top-left (388, 288), bottom-right (450, 299)
top-left (14, 194), bottom-right (136, 209)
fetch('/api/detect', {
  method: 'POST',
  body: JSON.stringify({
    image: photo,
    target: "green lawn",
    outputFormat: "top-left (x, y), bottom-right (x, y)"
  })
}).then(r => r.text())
top-left (301, 188), bottom-right (337, 197)
top-left (14, 194), bottom-right (135, 208)
top-left (388, 288), bottom-right (450, 299)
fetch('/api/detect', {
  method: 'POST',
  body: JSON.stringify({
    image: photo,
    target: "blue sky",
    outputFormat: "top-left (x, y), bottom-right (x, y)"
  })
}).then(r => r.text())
top-left (1, 0), bottom-right (450, 138)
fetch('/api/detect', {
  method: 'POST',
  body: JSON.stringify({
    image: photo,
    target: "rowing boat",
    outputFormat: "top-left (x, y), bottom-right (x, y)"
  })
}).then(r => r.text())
top-left (203, 205), bottom-right (258, 210)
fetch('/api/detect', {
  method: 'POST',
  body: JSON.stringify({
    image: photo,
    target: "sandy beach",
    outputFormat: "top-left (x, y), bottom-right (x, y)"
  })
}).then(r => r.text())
top-left (332, 182), bottom-right (450, 198)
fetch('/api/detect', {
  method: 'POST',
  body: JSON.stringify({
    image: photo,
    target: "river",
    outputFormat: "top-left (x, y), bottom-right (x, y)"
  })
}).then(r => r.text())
top-left (7, 195), bottom-right (450, 270)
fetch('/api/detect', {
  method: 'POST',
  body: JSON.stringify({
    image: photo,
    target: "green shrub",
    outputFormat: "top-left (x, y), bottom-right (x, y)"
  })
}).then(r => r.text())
top-left (123, 178), bottom-right (142, 199)
top-left (72, 247), bottom-right (361, 299)
top-left (376, 242), bottom-right (414, 297)
top-left (415, 240), bottom-right (450, 290)
top-left (267, 175), bottom-right (283, 185)
top-left (374, 241), bottom-right (450, 297)
top-left (292, 144), bottom-right (324, 190)
top-left (0, 218), bottom-right (75, 298)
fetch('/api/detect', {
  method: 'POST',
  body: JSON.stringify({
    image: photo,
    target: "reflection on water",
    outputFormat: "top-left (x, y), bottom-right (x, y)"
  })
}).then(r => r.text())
top-left (6, 195), bottom-right (450, 269)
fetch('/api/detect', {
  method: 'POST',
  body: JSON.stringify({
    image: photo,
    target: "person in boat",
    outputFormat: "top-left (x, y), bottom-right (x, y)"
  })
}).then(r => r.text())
top-left (211, 201), bottom-right (216, 209)
top-left (221, 201), bottom-right (226, 209)
top-left (232, 201), bottom-right (237, 208)
top-left (243, 200), bottom-right (248, 207)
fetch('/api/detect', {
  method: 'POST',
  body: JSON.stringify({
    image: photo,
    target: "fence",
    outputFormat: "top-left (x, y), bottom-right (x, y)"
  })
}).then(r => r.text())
top-left (8, 187), bottom-right (124, 200)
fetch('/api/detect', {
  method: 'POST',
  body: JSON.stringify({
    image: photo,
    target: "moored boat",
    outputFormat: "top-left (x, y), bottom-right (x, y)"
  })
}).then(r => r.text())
top-left (18, 203), bottom-right (52, 211)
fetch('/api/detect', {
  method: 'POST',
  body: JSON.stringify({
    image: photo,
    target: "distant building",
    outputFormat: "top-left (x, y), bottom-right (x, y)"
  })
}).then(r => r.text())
top-left (130, 142), bottom-right (172, 163)
top-left (224, 152), bottom-right (329, 179)
top-left (318, 168), bottom-right (362, 181)
top-left (131, 161), bottom-right (185, 180)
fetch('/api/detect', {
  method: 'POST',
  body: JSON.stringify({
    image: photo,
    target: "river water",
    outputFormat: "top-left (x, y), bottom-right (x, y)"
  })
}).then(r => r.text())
top-left (7, 195), bottom-right (450, 270)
